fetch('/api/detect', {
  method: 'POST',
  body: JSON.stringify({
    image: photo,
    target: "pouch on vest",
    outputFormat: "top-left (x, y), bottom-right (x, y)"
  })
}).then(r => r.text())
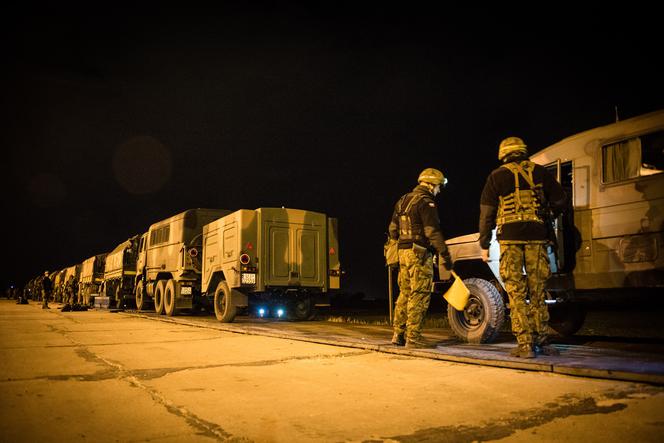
top-left (411, 242), bottom-right (428, 255)
top-left (384, 238), bottom-right (399, 267)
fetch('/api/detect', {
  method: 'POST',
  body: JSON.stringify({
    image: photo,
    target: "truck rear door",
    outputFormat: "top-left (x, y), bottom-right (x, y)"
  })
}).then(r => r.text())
top-left (260, 209), bottom-right (326, 289)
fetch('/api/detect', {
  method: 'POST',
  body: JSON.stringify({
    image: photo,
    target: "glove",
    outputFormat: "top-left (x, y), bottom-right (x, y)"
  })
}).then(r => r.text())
top-left (441, 251), bottom-right (453, 271)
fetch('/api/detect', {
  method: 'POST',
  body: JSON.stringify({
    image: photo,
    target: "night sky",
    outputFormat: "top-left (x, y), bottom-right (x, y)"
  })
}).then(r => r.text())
top-left (4, 5), bottom-right (663, 298)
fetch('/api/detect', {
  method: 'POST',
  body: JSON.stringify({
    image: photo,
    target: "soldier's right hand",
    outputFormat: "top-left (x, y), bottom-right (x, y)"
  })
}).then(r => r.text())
top-left (441, 252), bottom-right (453, 270)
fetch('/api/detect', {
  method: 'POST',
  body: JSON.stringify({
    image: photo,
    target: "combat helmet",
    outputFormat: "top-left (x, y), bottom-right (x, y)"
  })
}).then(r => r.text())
top-left (498, 136), bottom-right (528, 161)
top-left (418, 168), bottom-right (446, 186)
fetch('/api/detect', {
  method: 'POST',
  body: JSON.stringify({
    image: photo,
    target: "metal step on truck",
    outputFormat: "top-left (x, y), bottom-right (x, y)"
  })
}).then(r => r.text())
top-left (202, 207), bottom-right (341, 322)
top-left (436, 109), bottom-right (664, 343)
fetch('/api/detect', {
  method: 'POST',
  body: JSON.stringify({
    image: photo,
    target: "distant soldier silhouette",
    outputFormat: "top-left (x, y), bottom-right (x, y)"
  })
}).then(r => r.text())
top-left (41, 271), bottom-right (53, 309)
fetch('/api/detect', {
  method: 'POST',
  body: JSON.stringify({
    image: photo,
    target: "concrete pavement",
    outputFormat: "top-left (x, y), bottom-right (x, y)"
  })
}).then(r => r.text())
top-left (1, 300), bottom-right (663, 442)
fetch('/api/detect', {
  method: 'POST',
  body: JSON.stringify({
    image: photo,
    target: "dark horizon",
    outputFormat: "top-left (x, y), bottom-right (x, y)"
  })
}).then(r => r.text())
top-left (4, 6), bottom-right (663, 297)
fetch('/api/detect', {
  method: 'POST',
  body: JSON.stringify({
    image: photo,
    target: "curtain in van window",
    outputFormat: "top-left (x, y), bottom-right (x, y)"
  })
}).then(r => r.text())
top-left (603, 138), bottom-right (641, 183)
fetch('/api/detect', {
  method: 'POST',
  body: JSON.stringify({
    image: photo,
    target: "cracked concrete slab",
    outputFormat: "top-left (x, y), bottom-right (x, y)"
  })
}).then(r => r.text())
top-left (1, 300), bottom-right (663, 442)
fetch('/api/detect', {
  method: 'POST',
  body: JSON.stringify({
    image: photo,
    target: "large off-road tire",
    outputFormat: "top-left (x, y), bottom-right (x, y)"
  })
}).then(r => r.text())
top-left (214, 281), bottom-right (237, 323)
top-left (448, 278), bottom-right (505, 344)
top-left (163, 279), bottom-right (179, 317)
top-left (549, 302), bottom-right (586, 337)
top-left (154, 280), bottom-right (165, 315)
top-left (290, 297), bottom-right (316, 320)
top-left (135, 281), bottom-right (147, 311)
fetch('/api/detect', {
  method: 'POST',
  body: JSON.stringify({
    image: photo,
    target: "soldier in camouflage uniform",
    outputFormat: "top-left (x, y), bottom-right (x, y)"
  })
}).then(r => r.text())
top-left (388, 168), bottom-right (453, 348)
top-left (65, 275), bottom-right (78, 306)
top-left (41, 271), bottom-right (53, 309)
top-left (479, 137), bottom-right (567, 358)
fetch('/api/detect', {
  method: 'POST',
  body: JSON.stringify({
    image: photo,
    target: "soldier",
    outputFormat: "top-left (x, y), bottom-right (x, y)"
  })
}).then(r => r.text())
top-left (41, 271), bottom-right (53, 309)
top-left (388, 168), bottom-right (453, 348)
top-left (65, 275), bottom-right (77, 306)
top-left (479, 136), bottom-right (567, 358)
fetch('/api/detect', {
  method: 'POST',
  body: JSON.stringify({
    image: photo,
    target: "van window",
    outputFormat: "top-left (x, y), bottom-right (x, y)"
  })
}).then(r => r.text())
top-left (602, 130), bottom-right (664, 183)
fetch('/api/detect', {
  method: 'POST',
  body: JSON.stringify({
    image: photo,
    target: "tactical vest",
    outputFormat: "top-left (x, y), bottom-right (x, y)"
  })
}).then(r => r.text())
top-left (496, 161), bottom-right (544, 232)
top-left (397, 193), bottom-right (425, 241)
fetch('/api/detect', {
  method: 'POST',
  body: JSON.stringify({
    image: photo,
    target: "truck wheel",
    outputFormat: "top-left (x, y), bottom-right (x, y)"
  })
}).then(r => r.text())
top-left (291, 298), bottom-right (316, 321)
top-left (154, 280), bottom-right (165, 315)
top-left (447, 278), bottom-right (505, 344)
top-left (549, 302), bottom-right (586, 337)
top-left (164, 279), bottom-right (179, 317)
top-left (135, 281), bottom-right (147, 311)
top-left (214, 281), bottom-right (237, 323)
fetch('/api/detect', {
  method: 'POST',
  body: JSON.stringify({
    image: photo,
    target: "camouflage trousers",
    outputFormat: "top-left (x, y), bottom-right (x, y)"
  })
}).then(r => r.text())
top-left (499, 242), bottom-right (551, 346)
top-left (42, 289), bottom-right (50, 308)
top-left (393, 248), bottom-right (433, 342)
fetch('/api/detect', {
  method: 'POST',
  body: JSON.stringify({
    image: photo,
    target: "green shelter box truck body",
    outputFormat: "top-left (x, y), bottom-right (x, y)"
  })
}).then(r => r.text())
top-left (202, 207), bottom-right (341, 322)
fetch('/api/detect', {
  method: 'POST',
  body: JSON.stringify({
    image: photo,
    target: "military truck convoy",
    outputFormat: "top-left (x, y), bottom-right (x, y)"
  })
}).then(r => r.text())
top-left (438, 109), bottom-right (664, 343)
top-left (29, 207), bottom-right (341, 322)
top-left (22, 110), bottom-right (663, 338)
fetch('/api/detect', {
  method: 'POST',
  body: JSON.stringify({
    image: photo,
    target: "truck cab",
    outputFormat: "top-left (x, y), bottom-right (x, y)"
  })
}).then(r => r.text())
top-left (102, 235), bottom-right (139, 308)
top-left (134, 208), bottom-right (232, 315)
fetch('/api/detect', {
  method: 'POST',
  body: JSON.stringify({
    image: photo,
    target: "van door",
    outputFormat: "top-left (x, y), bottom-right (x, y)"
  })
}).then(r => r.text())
top-left (136, 233), bottom-right (148, 278)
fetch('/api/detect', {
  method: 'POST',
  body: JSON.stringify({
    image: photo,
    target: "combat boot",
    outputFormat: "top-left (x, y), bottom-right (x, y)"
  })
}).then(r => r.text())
top-left (405, 337), bottom-right (435, 349)
top-left (509, 344), bottom-right (535, 358)
top-left (535, 338), bottom-right (560, 356)
top-left (391, 332), bottom-right (405, 346)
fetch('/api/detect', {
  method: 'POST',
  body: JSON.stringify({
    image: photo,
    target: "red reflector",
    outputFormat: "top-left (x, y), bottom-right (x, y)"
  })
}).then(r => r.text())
top-left (329, 247), bottom-right (335, 255)
top-left (246, 242), bottom-right (253, 250)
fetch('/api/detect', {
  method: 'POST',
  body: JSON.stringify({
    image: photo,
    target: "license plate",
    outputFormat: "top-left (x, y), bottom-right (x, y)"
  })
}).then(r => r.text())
top-left (181, 286), bottom-right (192, 295)
top-left (241, 273), bottom-right (256, 285)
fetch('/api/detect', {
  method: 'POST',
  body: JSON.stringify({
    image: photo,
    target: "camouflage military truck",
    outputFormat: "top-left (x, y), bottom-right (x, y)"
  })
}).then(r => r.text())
top-left (134, 208), bottom-right (232, 314)
top-left (437, 110), bottom-right (664, 343)
top-left (102, 235), bottom-right (139, 309)
top-left (79, 254), bottom-right (108, 305)
top-left (202, 207), bottom-right (341, 322)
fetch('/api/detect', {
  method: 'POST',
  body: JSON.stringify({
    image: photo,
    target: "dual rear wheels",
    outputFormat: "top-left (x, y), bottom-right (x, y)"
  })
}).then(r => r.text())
top-left (154, 280), bottom-right (179, 316)
top-left (135, 279), bottom-right (179, 316)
